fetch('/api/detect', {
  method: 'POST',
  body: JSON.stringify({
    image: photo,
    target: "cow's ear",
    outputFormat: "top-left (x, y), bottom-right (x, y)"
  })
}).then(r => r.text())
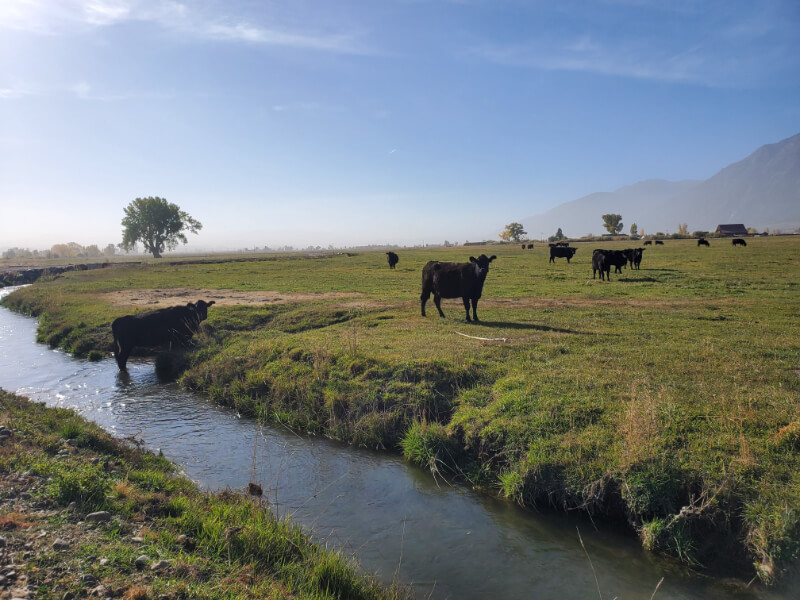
top-left (208, 300), bottom-right (215, 306)
top-left (469, 256), bottom-right (477, 263)
top-left (489, 255), bottom-right (497, 261)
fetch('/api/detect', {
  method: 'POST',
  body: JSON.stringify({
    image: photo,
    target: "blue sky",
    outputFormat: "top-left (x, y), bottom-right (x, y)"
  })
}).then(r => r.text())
top-left (1, 0), bottom-right (799, 250)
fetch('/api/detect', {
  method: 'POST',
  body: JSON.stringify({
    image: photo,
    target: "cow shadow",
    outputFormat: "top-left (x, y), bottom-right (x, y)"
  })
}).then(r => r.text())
top-left (617, 276), bottom-right (659, 283)
top-left (477, 321), bottom-right (585, 335)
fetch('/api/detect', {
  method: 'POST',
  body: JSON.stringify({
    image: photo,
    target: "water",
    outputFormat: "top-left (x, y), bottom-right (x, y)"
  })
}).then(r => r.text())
top-left (0, 286), bottom-right (793, 599)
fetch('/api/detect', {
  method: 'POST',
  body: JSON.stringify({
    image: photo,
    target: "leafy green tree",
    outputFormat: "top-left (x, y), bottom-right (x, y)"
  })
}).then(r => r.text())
top-left (500, 222), bottom-right (527, 242)
top-left (630, 223), bottom-right (638, 237)
top-left (602, 214), bottom-right (624, 235)
top-left (120, 197), bottom-right (202, 258)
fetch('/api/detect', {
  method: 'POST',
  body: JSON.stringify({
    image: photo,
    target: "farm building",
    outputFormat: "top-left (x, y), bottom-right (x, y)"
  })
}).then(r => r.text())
top-left (715, 224), bottom-right (748, 236)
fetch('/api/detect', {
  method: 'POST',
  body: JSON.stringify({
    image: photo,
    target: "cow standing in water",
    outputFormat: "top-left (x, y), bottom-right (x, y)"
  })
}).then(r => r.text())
top-left (112, 300), bottom-right (215, 370)
top-left (421, 254), bottom-right (496, 322)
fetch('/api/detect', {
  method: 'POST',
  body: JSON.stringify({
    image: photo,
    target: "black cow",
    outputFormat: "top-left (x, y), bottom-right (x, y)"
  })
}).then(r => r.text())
top-left (521, 244), bottom-right (526, 250)
top-left (643, 240), bottom-right (652, 246)
top-left (111, 300), bottom-right (215, 370)
top-left (549, 245), bottom-right (578, 263)
top-left (527, 243), bottom-right (534, 249)
top-left (698, 238), bottom-right (710, 247)
top-left (420, 254), bottom-right (496, 322)
top-left (555, 241), bottom-right (570, 247)
top-left (732, 238), bottom-right (747, 247)
top-left (386, 251), bottom-right (399, 268)
top-left (593, 249), bottom-right (628, 277)
top-left (592, 251), bottom-right (610, 281)
top-left (655, 240), bottom-right (664, 245)
top-left (624, 247), bottom-right (645, 269)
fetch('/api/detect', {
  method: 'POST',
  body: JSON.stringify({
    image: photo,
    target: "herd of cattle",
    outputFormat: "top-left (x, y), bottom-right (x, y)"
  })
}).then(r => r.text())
top-left (109, 238), bottom-right (750, 369)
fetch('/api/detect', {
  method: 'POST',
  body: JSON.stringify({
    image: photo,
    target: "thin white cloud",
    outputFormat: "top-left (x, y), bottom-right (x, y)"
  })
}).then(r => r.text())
top-left (0, 0), bottom-right (367, 54)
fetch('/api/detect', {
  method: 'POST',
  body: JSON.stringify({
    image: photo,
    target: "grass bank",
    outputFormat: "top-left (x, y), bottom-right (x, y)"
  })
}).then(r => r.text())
top-left (0, 389), bottom-right (405, 599)
top-left (2, 237), bottom-right (799, 584)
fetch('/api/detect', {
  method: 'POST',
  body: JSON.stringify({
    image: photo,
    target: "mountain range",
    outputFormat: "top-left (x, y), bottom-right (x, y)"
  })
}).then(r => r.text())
top-left (522, 132), bottom-right (800, 238)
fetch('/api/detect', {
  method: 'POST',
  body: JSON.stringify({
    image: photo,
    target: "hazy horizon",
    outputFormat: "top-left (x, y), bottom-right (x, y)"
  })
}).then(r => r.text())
top-left (2, 1), bottom-right (799, 252)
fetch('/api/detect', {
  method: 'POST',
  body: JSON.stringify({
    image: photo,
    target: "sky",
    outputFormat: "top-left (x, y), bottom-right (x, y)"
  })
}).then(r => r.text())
top-left (1, 0), bottom-right (799, 251)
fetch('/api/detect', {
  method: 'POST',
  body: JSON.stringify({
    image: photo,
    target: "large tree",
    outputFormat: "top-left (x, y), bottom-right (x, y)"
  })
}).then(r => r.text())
top-left (601, 213), bottom-right (624, 235)
top-left (500, 222), bottom-right (527, 242)
top-left (120, 197), bottom-right (202, 258)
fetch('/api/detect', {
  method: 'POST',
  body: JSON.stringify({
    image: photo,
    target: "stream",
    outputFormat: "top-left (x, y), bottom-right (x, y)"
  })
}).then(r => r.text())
top-left (0, 286), bottom-right (793, 599)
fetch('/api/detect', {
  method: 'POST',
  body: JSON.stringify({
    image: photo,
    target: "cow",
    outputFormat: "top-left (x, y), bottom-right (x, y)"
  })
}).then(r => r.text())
top-left (697, 238), bottom-right (710, 247)
top-left (521, 244), bottom-right (526, 250)
top-left (527, 243), bottom-right (534, 249)
top-left (593, 249), bottom-right (628, 277)
top-left (549, 245), bottom-right (578, 263)
top-left (592, 251), bottom-right (610, 281)
top-left (732, 238), bottom-right (747, 247)
top-left (633, 248), bottom-right (645, 269)
top-left (655, 240), bottom-right (664, 245)
top-left (386, 251), bottom-right (399, 269)
top-left (643, 240), bottom-right (652, 246)
top-left (111, 300), bottom-right (215, 370)
top-left (420, 254), bottom-right (496, 322)
top-left (624, 247), bottom-right (645, 269)
top-left (555, 241), bottom-right (570, 247)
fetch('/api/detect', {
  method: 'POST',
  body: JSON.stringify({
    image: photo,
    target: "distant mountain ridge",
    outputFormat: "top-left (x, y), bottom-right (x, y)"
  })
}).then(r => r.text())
top-left (522, 133), bottom-right (800, 237)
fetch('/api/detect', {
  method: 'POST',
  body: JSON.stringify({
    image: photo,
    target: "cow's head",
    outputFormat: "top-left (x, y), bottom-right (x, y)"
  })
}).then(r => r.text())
top-left (470, 254), bottom-right (496, 277)
top-left (191, 299), bottom-right (215, 321)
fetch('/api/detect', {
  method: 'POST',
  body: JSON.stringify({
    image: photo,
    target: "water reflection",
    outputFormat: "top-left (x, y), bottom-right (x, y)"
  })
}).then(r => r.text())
top-left (0, 287), bottom-right (794, 599)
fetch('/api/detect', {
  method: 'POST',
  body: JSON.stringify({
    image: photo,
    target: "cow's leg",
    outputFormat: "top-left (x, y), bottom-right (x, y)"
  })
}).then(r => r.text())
top-left (115, 343), bottom-right (131, 370)
top-left (420, 289), bottom-right (430, 316)
top-left (549, 256), bottom-right (554, 263)
top-left (434, 295), bottom-right (445, 318)
top-left (470, 298), bottom-right (479, 322)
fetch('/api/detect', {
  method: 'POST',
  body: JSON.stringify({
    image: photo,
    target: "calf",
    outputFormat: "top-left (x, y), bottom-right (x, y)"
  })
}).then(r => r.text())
top-left (655, 240), bottom-right (664, 245)
top-left (697, 238), bottom-right (710, 247)
top-left (386, 251), bottom-right (399, 268)
top-left (549, 245), bottom-right (578, 263)
top-left (527, 243), bottom-right (534, 249)
top-left (643, 240), bottom-right (652, 246)
top-left (732, 238), bottom-right (747, 247)
top-left (421, 254), bottom-right (496, 322)
top-left (111, 300), bottom-right (215, 370)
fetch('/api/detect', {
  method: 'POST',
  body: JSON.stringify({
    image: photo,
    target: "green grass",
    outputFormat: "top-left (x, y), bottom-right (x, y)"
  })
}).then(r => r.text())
top-left (0, 389), bottom-right (405, 599)
top-left (2, 237), bottom-right (800, 583)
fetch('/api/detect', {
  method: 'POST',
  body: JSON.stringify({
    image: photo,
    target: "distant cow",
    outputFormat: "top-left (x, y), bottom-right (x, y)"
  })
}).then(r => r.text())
top-left (521, 244), bottom-right (526, 250)
top-left (643, 240), bottom-right (652, 246)
top-left (655, 240), bottom-right (664, 245)
top-left (549, 245), bottom-right (578, 263)
top-left (111, 300), bottom-right (215, 370)
top-left (732, 238), bottom-right (747, 247)
top-left (592, 251), bottom-right (610, 281)
top-left (555, 241), bottom-right (570, 247)
top-left (421, 254), bottom-right (496, 322)
top-left (697, 238), bottom-right (710, 247)
top-left (593, 249), bottom-right (628, 277)
top-left (527, 243), bottom-right (534, 249)
top-left (624, 247), bottom-right (645, 269)
top-left (386, 251), bottom-right (399, 268)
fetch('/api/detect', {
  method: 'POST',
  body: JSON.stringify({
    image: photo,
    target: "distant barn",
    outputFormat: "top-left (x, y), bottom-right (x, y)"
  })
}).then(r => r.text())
top-left (715, 224), bottom-right (748, 236)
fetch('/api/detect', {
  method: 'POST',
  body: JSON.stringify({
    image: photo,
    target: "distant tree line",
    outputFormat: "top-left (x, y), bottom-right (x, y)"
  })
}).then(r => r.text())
top-left (2, 242), bottom-right (118, 260)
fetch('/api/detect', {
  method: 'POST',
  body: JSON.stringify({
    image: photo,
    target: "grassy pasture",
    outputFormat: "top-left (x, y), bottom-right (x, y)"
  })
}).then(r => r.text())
top-left (2, 236), bottom-right (799, 583)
